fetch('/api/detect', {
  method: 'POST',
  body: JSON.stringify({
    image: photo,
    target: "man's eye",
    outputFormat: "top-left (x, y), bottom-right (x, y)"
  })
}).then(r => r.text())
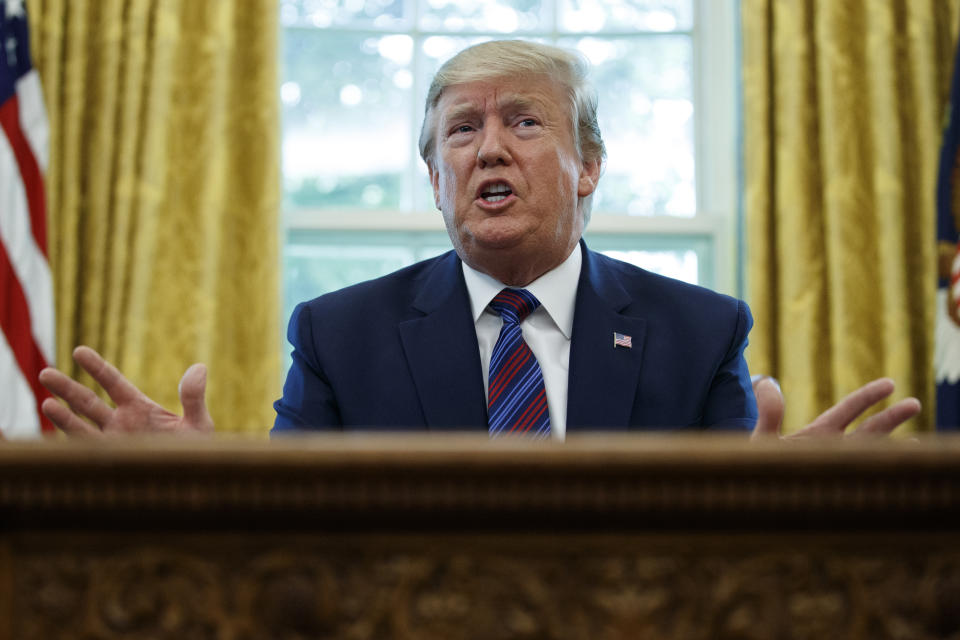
top-left (453, 124), bottom-right (474, 134)
top-left (518, 118), bottom-right (538, 127)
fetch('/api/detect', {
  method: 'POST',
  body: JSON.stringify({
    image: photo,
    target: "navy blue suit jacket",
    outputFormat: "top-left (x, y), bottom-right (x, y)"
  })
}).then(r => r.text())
top-left (272, 243), bottom-right (757, 433)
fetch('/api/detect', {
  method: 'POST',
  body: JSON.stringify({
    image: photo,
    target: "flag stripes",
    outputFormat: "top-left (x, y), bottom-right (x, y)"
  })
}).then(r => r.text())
top-left (0, 238), bottom-right (49, 430)
top-left (1, 3), bottom-right (53, 437)
top-left (0, 95), bottom-right (46, 254)
top-left (0, 94), bottom-right (53, 361)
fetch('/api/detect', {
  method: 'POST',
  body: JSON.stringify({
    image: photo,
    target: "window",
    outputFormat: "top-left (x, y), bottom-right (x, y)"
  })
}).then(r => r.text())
top-left (280, 0), bottom-right (739, 331)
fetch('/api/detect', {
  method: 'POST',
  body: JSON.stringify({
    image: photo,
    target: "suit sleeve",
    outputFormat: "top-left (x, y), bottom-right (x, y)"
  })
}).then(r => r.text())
top-left (272, 302), bottom-right (344, 433)
top-left (702, 299), bottom-right (758, 430)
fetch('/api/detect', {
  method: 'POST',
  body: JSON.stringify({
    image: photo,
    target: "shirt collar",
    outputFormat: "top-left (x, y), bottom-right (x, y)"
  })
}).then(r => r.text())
top-left (461, 244), bottom-right (582, 339)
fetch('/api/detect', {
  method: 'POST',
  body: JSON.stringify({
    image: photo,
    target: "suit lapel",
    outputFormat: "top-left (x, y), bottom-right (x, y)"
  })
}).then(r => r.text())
top-left (566, 246), bottom-right (647, 431)
top-left (398, 252), bottom-right (488, 430)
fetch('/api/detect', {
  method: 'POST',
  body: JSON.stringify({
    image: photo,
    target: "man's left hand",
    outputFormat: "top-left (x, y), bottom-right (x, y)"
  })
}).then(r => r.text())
top-left (751, 377), bottom-right (921, 439)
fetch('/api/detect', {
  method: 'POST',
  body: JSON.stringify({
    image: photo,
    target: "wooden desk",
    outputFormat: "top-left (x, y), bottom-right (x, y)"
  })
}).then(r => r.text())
top-left (1, 435), bottom-right (959, 639)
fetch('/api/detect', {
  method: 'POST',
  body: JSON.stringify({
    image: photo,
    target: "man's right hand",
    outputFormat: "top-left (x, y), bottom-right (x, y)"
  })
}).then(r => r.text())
top-left (38, 346), bottom-right (214, 437)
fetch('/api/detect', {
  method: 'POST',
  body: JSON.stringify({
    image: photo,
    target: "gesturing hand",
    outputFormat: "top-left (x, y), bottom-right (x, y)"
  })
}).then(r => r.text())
top-left (38, 346), bottom-right (214, 437)
top-left (751, 376), bottom-right (921, 439)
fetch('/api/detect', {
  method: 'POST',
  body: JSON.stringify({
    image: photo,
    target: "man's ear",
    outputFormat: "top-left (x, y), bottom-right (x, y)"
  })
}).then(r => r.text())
top-left (577, 156), bottom-right (602, 198)
top-left (428, 162), bottom-right (442, 210)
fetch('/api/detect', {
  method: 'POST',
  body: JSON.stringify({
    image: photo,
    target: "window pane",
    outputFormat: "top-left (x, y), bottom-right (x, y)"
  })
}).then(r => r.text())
top-left (586, 230), bottom-right (710, 285)
top-left (280, 0), bottom-right (409, 30)
top-left (564, 36), bottom-right (695, 217)
top-left (600, 249), bottom-right (698, 284)
top-left (285, 244), bottom-right (415, 311)
top-left (283, 31), bottom-right (414, 211)
top-left (283, 232), bottom-right (451, 323)
top-left (418, 0), bottom-right (547, 33)
top-left (558, 0), bottom-right (693, 33)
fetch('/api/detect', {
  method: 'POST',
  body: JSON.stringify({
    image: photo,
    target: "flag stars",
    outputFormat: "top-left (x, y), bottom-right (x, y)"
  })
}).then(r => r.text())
top-left (5, 0), bottom-right (25, 19)
top-left (5, 37), bottom-right (17, 67)
top-left (4, 0), bottom-right (26, 69)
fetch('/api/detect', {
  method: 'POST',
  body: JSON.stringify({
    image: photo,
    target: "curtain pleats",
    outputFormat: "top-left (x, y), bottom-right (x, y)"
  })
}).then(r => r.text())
top-left (26, 0), bottom-right (281, 433)
top-left (743, 0), bottom-right (960, 432)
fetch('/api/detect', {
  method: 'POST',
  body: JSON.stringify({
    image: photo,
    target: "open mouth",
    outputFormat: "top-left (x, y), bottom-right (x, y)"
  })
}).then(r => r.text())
top-left (479, 182), bottom-right (513, 203)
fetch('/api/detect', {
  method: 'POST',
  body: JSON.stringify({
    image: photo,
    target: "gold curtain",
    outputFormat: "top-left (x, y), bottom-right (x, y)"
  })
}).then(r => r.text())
top-left (26, 0), bottom-right (281, 434)
top-left (742, 0), bottom-right (960, 433)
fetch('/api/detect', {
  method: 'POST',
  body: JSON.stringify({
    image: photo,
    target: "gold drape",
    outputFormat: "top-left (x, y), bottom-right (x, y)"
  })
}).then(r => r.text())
top-left (26, 0), bottom-right (281, 434)
top-left (742, 0), bottom-right (960, 433)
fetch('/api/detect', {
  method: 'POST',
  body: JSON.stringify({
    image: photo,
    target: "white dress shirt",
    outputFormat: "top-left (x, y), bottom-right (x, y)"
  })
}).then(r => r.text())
top-left (462, 245), bottom-right (582, 440)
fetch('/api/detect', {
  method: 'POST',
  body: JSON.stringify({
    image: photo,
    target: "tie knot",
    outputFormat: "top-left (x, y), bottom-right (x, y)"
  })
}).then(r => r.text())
top-left (490, 288), bottom-right (540, 324)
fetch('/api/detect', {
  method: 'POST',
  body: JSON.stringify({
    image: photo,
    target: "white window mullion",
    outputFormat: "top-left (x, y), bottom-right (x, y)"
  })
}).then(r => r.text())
top-left (694, 0), bottom-right (738, 296)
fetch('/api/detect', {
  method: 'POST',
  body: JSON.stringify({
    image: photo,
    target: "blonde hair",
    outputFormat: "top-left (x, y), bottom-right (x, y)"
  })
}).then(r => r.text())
top-left (417, 40), bottom-right (606, 173)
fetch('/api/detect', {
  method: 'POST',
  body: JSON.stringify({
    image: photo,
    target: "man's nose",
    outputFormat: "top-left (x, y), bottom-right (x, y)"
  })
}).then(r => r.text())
top-left (476, 122), bottom-right (512, 167)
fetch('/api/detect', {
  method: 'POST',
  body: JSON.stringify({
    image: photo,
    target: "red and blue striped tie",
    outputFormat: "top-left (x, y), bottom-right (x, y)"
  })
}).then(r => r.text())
top-left (487, 288), bottom-right (550, 437)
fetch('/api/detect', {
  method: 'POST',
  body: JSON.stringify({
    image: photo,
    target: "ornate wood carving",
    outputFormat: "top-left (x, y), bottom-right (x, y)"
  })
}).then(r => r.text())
top-left (2, 436), bottom-right (960, 639)
top-left (11, 538), bottom-right (960, 640)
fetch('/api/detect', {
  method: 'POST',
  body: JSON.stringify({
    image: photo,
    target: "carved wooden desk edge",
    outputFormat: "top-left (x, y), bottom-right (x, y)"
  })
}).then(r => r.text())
top-left (1, 434), bottom-right (959, 531)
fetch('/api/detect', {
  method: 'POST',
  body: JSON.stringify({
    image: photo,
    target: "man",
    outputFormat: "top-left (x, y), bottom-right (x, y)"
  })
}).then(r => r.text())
top-left (37, 41), bottom-right (921, 438)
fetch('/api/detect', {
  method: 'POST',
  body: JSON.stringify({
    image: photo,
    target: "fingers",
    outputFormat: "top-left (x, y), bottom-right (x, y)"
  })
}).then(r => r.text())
top-left (851, 397), bottom-right (922, 437)
top-left (179, 363), bottom-right (215, 433)
top-left (802, 378), bottom-right (896, 436)
top-left (751, 377), bottom-right (785, 439)
top-left (38, 365), bottom-right (113, 427)
top-left (72, 346), bottom-right (142, 406)
top-left (40, 396), bottom-right (104, 437)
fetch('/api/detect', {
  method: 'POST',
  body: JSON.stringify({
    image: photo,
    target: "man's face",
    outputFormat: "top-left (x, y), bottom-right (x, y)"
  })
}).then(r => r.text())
top-left (428, 75), bottom-right (601, 285)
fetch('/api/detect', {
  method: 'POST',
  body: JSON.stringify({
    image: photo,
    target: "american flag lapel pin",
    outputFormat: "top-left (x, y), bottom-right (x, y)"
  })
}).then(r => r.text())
top-left (613, 332), bottom-right (632, 349)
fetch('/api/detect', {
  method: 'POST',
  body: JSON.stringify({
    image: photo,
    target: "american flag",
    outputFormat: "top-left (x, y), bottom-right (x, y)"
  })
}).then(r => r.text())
top-left (936, 10), bottom-right (960, 430)
top-left (613, 332), bottom-right (632, 349)
top-left (0, 0), bottom-right (53, 437)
